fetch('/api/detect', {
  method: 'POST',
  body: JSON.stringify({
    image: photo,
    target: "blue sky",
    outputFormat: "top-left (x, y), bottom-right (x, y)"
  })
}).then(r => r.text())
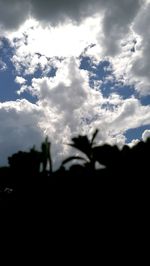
top-left (0, 38), bottom-right (17, 101)
top-left (0, 0), bottom-right (150, 167)
top-left (80, 57), bottom-right (137, 99)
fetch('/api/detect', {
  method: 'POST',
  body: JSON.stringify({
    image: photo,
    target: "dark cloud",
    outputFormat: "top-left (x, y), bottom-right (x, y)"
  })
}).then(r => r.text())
top-left (0, 0), bottom-right (143, 29)
top-left (0, 0), bottom-right (30, 30)
top-left (0, 0), bottom-right (101, 29)
top-left (0, 0), bottom-right (144, 58)
top-left (30, 0), bottom-right (143, 56)
top-left (30, 0), bottom-right (100, 24)
top-left (0, 0), bottom-right (146, 59)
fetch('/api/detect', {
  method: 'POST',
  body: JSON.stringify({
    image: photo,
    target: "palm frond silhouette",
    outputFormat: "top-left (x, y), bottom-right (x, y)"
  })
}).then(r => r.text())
top-left (62, 129), bottom-right (99, 170)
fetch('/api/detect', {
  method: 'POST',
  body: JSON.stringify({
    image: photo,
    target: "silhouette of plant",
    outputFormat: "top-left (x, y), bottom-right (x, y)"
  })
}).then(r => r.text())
top-left (62, 129), bottom-right (99, 171)
top-left (41, 136), bottom-right (53, 174)
top-left (92, 144), bottom-right (120, 170)
top-left (1, 132), bottom-right (150, 208)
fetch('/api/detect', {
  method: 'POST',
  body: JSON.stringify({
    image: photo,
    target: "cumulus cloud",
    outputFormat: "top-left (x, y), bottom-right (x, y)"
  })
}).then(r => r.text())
top-left (18, 58), bottom-right (150, 154)
top-left (128, 138), bottom-right (140, 147)
top-left (15, 76), bottom-right (26, 85)
top-left (109, 97), bottom-right (150, 132)
top-left (29, 57), bottom-right (103, 135)
top-left (0, 56), bottom-right (150, 168)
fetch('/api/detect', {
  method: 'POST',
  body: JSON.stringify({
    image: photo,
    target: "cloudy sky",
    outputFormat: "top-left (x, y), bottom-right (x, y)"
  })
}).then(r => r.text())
top-left (0, 0), bottom-right (150, 168)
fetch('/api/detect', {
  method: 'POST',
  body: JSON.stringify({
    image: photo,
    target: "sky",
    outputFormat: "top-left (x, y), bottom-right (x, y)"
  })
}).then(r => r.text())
top-left (0, 0), bottom-right (150, 168)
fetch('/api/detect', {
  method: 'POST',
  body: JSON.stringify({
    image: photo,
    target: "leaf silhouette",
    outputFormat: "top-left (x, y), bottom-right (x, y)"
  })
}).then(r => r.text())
top-left (68, 135), bottom-right (91, 159)
top-left (91, 129), bottom-right (99, 146)
top-left (63, 129), bottom-right (99, 170)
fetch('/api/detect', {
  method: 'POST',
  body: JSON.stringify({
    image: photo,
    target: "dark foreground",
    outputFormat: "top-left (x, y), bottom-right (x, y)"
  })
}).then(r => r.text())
top-left (1, 135), bottom-right (149, 209)
top-left (0, 169), bottom-right (148, 210)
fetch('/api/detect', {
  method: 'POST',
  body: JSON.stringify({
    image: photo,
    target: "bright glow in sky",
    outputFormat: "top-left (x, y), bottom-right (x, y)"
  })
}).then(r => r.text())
top-left (0, 0), bottom-right (150, 168)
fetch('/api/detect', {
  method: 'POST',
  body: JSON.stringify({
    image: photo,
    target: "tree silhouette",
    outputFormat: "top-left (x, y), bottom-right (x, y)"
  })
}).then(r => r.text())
top-left (62, 129), bottom-right (99, 172)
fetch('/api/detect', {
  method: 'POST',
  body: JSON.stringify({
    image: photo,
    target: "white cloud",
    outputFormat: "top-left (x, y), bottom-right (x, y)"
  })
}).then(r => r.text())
top-left (109, 97), bottom-right (150, 131)
top-left (142, 129), bottom-right (150, 141)
top-left (15, 77), bottom-right (27, 95)
top-left (15, 76), bottom-right (26, 85)
top-left (8, 16), bottom-right (101, 75)
top-left (1, 1), bottom-right (144, 59)
top-left (0, 59), bottom-right (7, 71)
top-left (128, 138), bottom-right (140, 147)
top-left (30, 57), bottom-right (104, 134)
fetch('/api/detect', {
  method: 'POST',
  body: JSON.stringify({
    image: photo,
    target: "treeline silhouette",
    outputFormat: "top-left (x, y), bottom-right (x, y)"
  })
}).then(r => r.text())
top-left (0, 129), bottom-right (149, 208)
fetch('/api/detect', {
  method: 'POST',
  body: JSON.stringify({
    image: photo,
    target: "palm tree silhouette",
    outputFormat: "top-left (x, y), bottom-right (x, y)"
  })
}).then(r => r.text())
top-left (62, 129), bottom-right (99, 171)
